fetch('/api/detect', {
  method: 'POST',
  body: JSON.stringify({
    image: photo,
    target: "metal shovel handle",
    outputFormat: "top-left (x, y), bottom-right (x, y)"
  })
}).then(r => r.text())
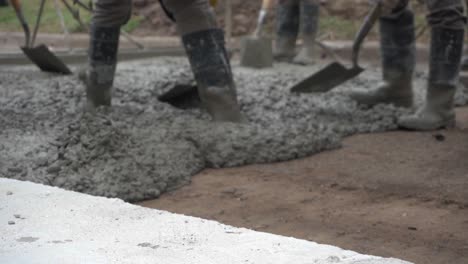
top-left (351, 1), bottom-right (382, 67)
top-left (254, 0), bottom-right (274, 37)
top-left (10, 0), bottom-right (31, 47)
top-left (31, 0), bottom-right (46, 47)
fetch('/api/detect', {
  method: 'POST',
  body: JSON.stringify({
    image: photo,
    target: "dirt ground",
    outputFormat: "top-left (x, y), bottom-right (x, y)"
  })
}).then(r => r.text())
top-left (140, 108), bottom-right (468, 264)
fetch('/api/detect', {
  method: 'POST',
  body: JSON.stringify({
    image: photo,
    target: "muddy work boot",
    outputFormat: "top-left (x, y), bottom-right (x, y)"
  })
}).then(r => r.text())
top-left (79, 24), bottom-right (120, 108)
top-left (274, 1), bottom-right (300, 62)
top-left (182, 28), bottom-right (243, 123)
top-left (349, 9), bottom-right (415, 108)
top-left (293, 0), bottom-right (319, 65)
top-left (399, 27), bottom-right (464, 130)
top-left (461, 56), bottom-right (468, 71)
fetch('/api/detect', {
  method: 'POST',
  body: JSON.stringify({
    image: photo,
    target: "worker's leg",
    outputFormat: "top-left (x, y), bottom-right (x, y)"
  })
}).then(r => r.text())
top-left (399, 0), bottom-right (466, 130)
top-left (80, 0), bottom-right (132, 107)
top-left (293, 0), bottom-right (320, 65)
top-left (274, 0), bottom-right (300, 61)
top-left (349, 0), bottom-right (415, 108)
top-left (161, 0), bottom-right (243, 122)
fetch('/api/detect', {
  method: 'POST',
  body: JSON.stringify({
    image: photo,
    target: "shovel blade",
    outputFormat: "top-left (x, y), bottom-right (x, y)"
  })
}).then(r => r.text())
top-left (239, 36), bottom-right (273, 69)
top-left (158, 84), bottom-right (201, 109)
top-left (290, 62), bottom-right (364, 93)
top-left (21, 44), bottom-right (72, 75)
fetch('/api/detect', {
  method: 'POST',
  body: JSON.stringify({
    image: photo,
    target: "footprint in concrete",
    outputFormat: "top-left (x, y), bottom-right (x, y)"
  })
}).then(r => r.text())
top-left (16, 237), bottom-right (39, 243)
top-left (137, 242), bottom-right (159, 249)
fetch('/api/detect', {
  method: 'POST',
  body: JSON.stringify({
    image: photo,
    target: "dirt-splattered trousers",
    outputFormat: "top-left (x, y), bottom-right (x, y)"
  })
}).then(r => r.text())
top-left (385, 0), bottom-right (465, 29)
top-left (91, 0), bottom-right (218, 34)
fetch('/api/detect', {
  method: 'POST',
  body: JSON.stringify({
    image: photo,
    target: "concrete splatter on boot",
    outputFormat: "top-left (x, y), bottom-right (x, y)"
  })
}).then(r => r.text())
top-left (182, 28), bottom-right (243, 123)
top-left (349, 8), bottom-right (415, 108)
top-left (79, 24), bottom-right (120, 109)
top-left (293, 0), bottom-right (319, 65)
top-left (399, 27), bottom-right (464, 130)
top-left (274, 0), bottom-right (299, 62)
top-left (461, 56), bottom-right (468, 71)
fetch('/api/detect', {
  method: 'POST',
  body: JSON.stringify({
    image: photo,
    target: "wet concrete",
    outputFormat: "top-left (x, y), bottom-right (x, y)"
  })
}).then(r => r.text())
top-left (1, 57), bottom-right (467, 201)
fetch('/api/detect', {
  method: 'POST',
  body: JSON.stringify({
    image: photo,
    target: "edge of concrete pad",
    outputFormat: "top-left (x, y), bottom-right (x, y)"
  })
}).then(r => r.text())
top-left (0, 38), bottom-right (431, 67)
top-left (0, 47), bottom-right (187, 66)
top-left (0, 178), bottom-right (412, 264)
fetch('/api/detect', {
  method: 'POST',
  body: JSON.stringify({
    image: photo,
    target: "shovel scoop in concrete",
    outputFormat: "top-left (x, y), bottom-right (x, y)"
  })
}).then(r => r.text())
top-left (290, 2), bottom-right (381, 94)
top-left (158, 84), bottom-right (201, 109)
top-left (12, 0), bottom-right (72, 75)
top-left (291, 63), bottom-right (364, 93)
top-left (240, 36), bottom-right (273, 69)
top-left (239, 0), bottom-right (274, 69)
top-left (21, 45), bottom-right (72, 75)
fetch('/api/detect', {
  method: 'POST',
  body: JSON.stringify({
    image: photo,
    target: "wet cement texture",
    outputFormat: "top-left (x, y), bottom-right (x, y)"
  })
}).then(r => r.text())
top-left (1, 57), bottom-right (467, 201)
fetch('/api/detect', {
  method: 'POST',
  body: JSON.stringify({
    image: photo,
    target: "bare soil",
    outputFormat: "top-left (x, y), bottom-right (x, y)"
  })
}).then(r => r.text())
top-left (140, 108), bottom-right (468, 264)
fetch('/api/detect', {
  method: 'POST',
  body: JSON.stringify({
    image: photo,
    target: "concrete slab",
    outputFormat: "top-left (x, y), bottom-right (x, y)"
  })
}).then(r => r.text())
top-left (0, 178), bottom-right (411, 264)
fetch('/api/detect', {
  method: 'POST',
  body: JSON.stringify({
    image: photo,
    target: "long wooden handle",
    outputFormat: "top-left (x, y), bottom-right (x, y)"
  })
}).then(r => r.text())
top-left (262, 0), bottom-right (274, 9)
top-left (351, 1), bottom-right (381, 67)
top-left (9, 0), bottom-right (30, 47)
top-left (31, 0), bottom-right (46, 47)
top-left (9, 0), bottom-right (20, 11)
top-left (254, 0), bottom-right (274, 37)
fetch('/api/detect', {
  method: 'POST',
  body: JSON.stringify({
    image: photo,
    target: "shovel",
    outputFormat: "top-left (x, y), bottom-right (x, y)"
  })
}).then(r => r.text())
top-left (290, 2), bottom-right (382, 93)
top-left (239, 0), bottom-right (274, 68)
top-left (11, 0), bottom-right (72, 74)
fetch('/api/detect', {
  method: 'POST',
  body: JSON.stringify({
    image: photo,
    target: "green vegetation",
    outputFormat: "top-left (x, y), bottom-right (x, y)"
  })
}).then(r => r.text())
top-left (319, 14), bottom-right (429, 41)
top-left (319, 16), bottom-right (362, 40)
top-left (122, 15), bottom-right (143, 33)
top-left (0, 0), bottom-right (141, 33)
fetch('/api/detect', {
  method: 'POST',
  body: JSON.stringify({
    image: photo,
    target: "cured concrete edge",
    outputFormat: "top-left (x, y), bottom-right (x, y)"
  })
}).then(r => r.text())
top-left (0, 178), bottom-right (412, 264)
top-left (0, 40), bottom-right (430, 66)
top-left (0, 47), bottom-right (187, 66)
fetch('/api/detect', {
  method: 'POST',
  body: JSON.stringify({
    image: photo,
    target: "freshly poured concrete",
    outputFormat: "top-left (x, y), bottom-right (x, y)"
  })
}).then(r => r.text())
top-left (0, 178), bottom-right (412, 264)
top-left (0, 58), bottom-right (467, 201)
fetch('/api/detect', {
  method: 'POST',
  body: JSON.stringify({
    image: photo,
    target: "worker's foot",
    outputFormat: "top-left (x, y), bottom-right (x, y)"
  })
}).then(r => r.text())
top-left (78, 67), bottom-right (112, 109)
top-left (273, 36), bottom-right (297, 62)
top-left (82, 24), bottom-right (120, 109)
top-left (182, 28), bottom-right (244, 123)
top-left (274, 1), bottom-right (299, 63)
top-left (349, 81), bottom-right (413, 108)
top-left (292, 0), bottom-right (319, 65)
top-left (461, 56), bottom-right (468, 71)
top-left (292, 47), bottom-right (315, 65)
top-left (398, 106), bottom-right (456, 131)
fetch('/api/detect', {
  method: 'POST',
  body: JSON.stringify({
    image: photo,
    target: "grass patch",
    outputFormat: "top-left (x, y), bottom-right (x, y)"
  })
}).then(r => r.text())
top-left (0, 0), bottom-right (91, 32)
top-left (319, 16), bottom-right (362, 40)
top-left (318, 13), bottom-right (429, 41)
top-left (123, 15), bottom-right (143, 33)
top-left (0, 1), bottom-right (140, 33)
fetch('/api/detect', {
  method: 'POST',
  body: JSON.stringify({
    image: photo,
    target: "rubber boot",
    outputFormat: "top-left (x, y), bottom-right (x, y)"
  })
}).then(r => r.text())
top-left (274, 1), bottom-right (300, 62)
top-left (293, 0), bottom-right (319, 65)
top-left (349, 9), bottom-right (415, 108)
top-left (461, 56), bottom-right (468, 71)
top-left (399, 28), bottom-right (464, 130)
top-left (182, 29), bottom-right (243, 123)
top-left (79, 24), bottom-right (120, 108)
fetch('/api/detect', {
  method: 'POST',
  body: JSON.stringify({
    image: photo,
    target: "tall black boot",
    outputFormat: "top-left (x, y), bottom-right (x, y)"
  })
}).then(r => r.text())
top-left (80, 24), bottom-right (120, 108)
top-left (349, 8), bottom-right (415, 107)
top-left (399, 27), bottom-right (464, 130)
top-left (274, 1), bottom-right (300, 62)
top-left (182, 28), bottom-right (243, 123)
